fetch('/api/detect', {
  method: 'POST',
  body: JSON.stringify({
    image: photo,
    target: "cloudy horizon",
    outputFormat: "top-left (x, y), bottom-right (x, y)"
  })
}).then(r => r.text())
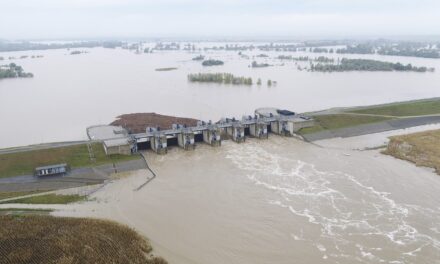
top-left (1, 0), bottom-right (440, 40)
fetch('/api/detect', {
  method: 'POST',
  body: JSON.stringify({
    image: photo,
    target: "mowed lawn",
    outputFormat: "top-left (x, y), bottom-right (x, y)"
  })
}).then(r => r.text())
top-left (0, 143), bottom-right (140, 178)
top-left (349, 99), bottom-right (440, 117)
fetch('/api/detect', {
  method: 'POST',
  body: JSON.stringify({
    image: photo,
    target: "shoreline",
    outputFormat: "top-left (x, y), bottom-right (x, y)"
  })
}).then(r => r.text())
top-left (2, 97), bottom-right (440, 151)
top-left (1, 129), bottom-right (440, 263)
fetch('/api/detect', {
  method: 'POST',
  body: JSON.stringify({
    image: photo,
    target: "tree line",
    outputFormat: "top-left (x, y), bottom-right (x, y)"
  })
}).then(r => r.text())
top-left (0, 63), bottom-right (34, 79)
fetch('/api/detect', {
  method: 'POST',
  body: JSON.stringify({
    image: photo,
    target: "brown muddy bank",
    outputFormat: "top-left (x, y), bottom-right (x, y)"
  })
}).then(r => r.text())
top-left (111, 113), bottom-right (199, 133)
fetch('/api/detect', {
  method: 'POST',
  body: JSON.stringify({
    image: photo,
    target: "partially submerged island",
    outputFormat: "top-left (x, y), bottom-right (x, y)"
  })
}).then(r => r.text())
top-left (310, 58), bottom-right (434, 72)
top-left (155, 67), bottom-right (178, 71)
top-left (188, 73), bottom-right (253, 85)
top-left (251, 61), bottom-right (270, 68)
top-left (0, 63), bottom-right (34, 79)
top-left (192, 55), bottom-right (205, 61)
top-left (70, 50), bottom-right (88, 55)
top-left (202, 59), bottom-right (224, 66)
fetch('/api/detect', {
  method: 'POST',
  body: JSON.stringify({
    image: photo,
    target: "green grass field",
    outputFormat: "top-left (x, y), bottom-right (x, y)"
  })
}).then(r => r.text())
top-left (348, 99), bottom-right (440, 117)
top-left (0, 190), bottom-right (48, 200)
top-left (298, 114), bottom-right (393, 135)
top-left (0, 194), bottom-right (85, 204)
top-left (0, 143), bottom-right (140, 178)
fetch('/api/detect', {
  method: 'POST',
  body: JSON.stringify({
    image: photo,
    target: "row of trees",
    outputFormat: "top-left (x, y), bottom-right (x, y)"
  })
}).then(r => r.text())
top-left (188, 73), bottom-right (252, 85)
top-left (0, 63), bottom-right (34, 79)
top-left (310, 59), bottom-right (434, 72)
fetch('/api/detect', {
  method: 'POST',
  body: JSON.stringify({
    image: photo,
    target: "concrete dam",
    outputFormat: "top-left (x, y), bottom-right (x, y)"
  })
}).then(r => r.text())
top-left (87, 108), bottom-right (315, 155)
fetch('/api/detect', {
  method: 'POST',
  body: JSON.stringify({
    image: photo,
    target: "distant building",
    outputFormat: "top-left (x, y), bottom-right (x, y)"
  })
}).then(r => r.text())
top-left (35, 163), bottom-right (69, 177)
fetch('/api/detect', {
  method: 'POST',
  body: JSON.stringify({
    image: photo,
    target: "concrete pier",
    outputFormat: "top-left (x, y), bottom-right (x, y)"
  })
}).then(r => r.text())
top-left (177, 129), bottom-right (196, 150)
top-left (150, 134), bottom-right (167, 154)
top-left (227, 123), bottom-right (245, 143)
top-left (203, 126), bottom-right (222, 147)
top-left (249, 121), bottom-right (268, 139)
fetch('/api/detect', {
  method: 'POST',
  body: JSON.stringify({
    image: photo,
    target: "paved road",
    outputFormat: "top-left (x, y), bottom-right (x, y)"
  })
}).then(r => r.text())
top-left (0, 159), bottom-right (146, 193)
top-left (303, 115), bottom-right (440, 142)
top-left (0, 141), bottom-right (89, 155)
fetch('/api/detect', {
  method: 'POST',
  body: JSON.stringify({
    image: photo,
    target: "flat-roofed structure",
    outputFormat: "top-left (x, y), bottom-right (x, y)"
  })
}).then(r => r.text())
top-left (255, 107), bottom-right (315, 136)
top-left (87, 125), bottom-right (128, 141)
top-left (103, 138), bottom-right (133, 155)
top-left (87, 125), bottom-right (134, 155)
top-left (35, 163), bottom-right (69, 177)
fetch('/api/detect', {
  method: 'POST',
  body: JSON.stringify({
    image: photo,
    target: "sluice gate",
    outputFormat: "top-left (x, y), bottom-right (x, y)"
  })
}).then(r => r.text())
top-left (88, 108), bottom-right (315, 155)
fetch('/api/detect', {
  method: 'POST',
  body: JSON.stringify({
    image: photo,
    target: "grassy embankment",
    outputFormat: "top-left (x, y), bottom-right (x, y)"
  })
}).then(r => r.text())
top-left (0, 142), bottom-right (140, 179)
top-left (0, 190), bottom-right (47, 200)
top-left (348, 98), bottom-right (440, 116)
top-left (383, 129), bottom-right (440, 175)
top-left (0, 194), bottom-right (85, 204)
top-left (0, 215), bottom-right (167, 264)
top-left (298, 114), bottom-right (393, 134)
top-left (299, 98), bottom-right (440, 135)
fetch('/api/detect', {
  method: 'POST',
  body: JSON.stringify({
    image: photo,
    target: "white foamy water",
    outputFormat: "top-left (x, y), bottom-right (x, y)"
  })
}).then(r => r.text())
top-left (225, 139), bottom-right (440, 263)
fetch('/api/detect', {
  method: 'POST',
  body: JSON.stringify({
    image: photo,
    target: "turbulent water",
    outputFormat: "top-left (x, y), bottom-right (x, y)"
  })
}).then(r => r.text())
top-left (1, 43), bottom-right (440, 148)
top-left (225, 140), bottom-right (440, 263)
top-left (52, 137), bottom-right (440, 264)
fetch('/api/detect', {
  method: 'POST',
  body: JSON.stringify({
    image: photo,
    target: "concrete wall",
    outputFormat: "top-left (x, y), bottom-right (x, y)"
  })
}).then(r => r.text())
top-left (250, 123), bottom-right (268, 139)
top-left (178, 132), bottom-right (195, 150)
top-left (104, 144), bottom-right (132, 155)
top-left (292, 120), bottom-right (315, 132)
top-left (150, 136), bottom-right (167, 154)
top-left (203, 129), bottom-right (221, 146)
top-left (227, 126), bottom-right (245, 143)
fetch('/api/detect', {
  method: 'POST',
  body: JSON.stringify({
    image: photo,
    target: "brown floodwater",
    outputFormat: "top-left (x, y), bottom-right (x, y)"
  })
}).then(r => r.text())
top-left (1, 43), bottom-right (440, 148)
top-left (51, 136), bottom-right (440, 264)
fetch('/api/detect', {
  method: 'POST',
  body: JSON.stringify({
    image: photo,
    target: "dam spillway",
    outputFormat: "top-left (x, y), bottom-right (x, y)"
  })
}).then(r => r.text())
top-left (87, 108), bottom-right (315, 155)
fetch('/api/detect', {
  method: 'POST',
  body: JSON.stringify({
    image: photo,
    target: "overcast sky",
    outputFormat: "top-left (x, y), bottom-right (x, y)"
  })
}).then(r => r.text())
top-left (1, 0), bottom-right (440, 40)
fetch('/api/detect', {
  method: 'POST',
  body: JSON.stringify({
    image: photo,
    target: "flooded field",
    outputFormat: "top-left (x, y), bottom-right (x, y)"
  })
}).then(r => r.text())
top-left (1, 43), bottom-right (440, 148)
